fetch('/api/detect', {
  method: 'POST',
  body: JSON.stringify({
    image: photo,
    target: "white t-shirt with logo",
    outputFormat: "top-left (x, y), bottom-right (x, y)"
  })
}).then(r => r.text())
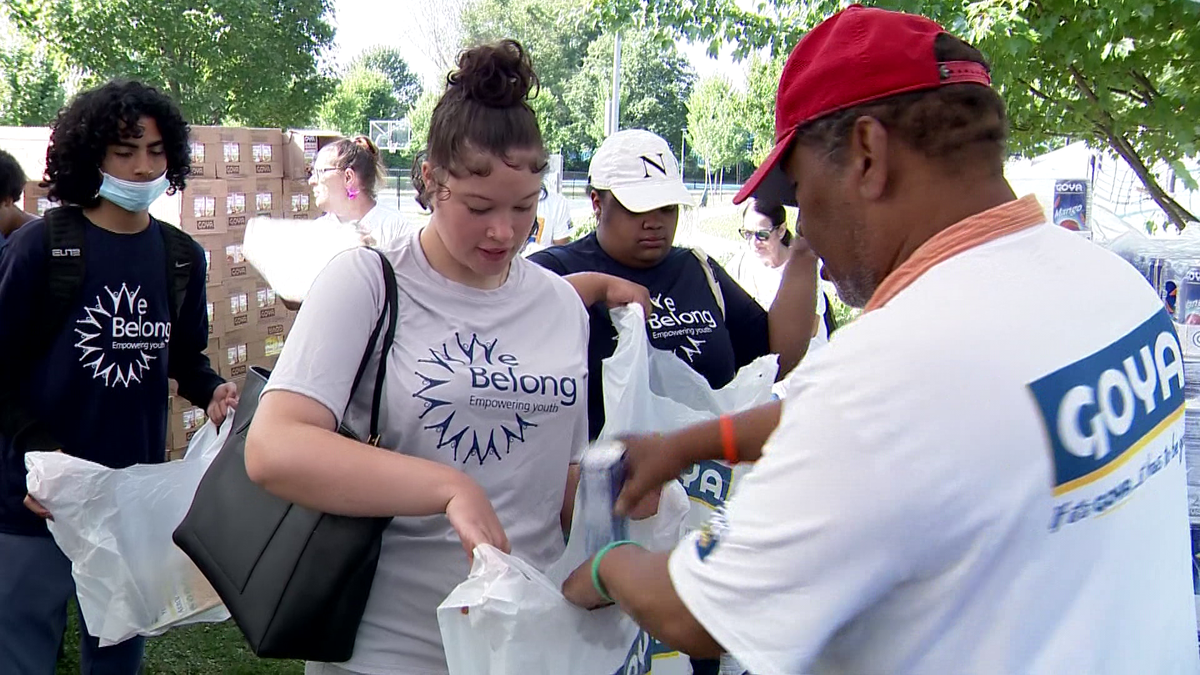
top-left (671, 222), bottom-right (1199, 674)
top-left (265, 232), bottom-right (589, 675)
top-left (531, 191), bottom-right (573, 248)
top-left (316, 202), bottom-right (415, 251)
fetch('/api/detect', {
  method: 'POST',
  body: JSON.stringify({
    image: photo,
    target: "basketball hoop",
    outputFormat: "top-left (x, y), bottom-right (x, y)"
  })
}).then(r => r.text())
top-left (369, 119), bottom-right (411, 152)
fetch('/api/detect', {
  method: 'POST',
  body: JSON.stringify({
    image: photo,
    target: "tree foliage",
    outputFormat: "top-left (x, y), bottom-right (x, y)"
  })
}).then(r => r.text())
top-left (590, 0), bottom-right (1200, 228)
top-left (739, 55), bottom-right (785, 166)
top-left (564, 30), bottom-right (695, 160)
top-left (404, 88), bottom-right (442, 158)
top-left (352, 46), bottom-right (423, 114)
top-left (0, 38), bottom-right (65, 126)
top-left (461, 0), bottom-right (600, 164)
top-left (5, 0), bottom-right (336, 128)
top-left (317, 66), bottom-right (398, 137)
top-left (687, 75), bottom-right (748, 180)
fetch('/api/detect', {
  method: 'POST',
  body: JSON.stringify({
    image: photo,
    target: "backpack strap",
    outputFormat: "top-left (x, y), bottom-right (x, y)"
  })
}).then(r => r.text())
top-left (689, 247), bottom-right (726, 319)
top-left (43, 206), bottom-right (87, 344)
top-left (158, 223), bottom-right (194, 323)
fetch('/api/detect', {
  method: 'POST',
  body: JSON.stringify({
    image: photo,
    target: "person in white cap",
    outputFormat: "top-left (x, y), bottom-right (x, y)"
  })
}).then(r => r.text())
top-left (528, 129), bottom-right (818, 442)
top-left (558, 6), bottom-right (1198, 675)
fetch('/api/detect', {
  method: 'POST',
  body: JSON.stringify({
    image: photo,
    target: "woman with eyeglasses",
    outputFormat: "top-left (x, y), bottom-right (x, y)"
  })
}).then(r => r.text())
top-left (733, 198), bottom-right (837, 349)
top-left (309, 135), bottom-right (415, 249)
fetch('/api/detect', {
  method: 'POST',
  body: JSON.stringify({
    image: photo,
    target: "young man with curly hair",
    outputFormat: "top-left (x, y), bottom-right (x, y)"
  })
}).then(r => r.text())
top-left (0, 80), bottom-right (238, 674)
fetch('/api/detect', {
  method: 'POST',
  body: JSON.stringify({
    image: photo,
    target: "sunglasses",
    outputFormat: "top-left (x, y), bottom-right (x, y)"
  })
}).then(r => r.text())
top-left (739, 227), bottom-right (777, 242)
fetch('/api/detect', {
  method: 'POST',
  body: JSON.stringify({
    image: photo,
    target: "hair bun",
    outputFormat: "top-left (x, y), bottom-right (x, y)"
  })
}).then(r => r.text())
top-left (447, 39), bottom-right (539, 108)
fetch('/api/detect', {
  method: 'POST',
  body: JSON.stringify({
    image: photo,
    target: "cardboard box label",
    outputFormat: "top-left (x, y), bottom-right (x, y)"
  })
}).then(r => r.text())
top-left (190, 141), bottom-right (206, 164)
top-left (255, 192), bottom-right (273, 212)
top-left (223, 141), bottom-right (241, 163)
top-left (265, 335), bottom-right (285, 357)
top-left (192, 195), bottom-right (217, 218)
top-left (290, 193), bottom-right (310, 212)
top-left (252, 143), bottom-right (273, 164)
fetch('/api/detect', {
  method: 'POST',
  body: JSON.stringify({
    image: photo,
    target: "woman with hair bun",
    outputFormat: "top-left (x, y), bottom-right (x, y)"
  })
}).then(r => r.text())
top-left (310, 134), bottom-right (413, 248)
top-left (246, 39), bottom-right (647, 674)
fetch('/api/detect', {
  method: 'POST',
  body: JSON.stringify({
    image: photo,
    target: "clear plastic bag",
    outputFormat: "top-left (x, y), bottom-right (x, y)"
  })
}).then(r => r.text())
top-left (25, 419), bottom-right (233, 646)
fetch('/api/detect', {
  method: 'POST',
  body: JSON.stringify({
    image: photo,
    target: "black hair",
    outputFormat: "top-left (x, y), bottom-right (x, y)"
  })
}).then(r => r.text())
top-left (793, 34), bottom-right (1007, 173)
top-left (742, 196), bottom-right (793, 246)
top-left (0, 150), bottom-right (26, 202)
top-left (44, 80), bottom-right (191, 207)
top-left (412, 39), bottom-right (546, 210)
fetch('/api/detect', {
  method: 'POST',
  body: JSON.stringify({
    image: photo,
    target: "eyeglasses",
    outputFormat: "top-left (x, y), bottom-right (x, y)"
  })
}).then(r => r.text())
top-left (306, 166), bottom-right (339, 179)
top-left (739, 228), bottom-right (776, 242)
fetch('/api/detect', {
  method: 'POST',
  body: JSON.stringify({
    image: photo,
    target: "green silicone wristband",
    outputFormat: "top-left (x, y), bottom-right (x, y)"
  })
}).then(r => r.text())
top-left (591, 540), bottom-right (640, 604)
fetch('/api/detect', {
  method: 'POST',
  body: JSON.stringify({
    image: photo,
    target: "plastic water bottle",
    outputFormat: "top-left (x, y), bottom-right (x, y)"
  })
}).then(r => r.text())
top-left (579, 440), bottom-right (630, 558)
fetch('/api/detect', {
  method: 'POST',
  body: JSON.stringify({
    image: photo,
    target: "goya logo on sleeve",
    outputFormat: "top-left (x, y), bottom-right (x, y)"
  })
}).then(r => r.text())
top-left (1029, 309), bottom-right (1186, 531)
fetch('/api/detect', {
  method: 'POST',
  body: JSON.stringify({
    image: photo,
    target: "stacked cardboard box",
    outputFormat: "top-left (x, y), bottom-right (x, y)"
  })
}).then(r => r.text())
top-left (157, 127), bottom-right (310, 454)
top-left (4, 125), bottom-right (323, 457)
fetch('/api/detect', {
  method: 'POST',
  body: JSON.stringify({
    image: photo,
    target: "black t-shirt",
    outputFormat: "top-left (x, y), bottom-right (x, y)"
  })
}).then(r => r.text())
top-left (0, 211), bottom-right (221, 536)
top-left (529, 234), bottom-right (770, 439)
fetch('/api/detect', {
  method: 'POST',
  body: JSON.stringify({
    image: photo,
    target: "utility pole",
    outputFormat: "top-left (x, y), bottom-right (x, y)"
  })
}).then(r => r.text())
top-left (607, 32), bottom-right (622, 136)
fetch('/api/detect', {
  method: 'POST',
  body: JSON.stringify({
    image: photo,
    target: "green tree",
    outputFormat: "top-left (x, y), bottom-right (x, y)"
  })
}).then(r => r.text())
top-left (564, 30), bottom-right (695, 158)
top-left (405, 88), bottom-right (442, 157)
top-left (318, 66), bottom-right (399, 137)
top-left (460, 0), bottom-right (600, 166)
top-left (590, 0), bottom-right (1200, 229)
top-left (739, 55), bottom-right (785, 165)
top-left (6, 0), bottom-right (336, 128)
top-left (352, 46), bottom-right (423, 114)
top-left (0, 39), bottom-right (65, 126)
top-left (687, 75), bottom-right (748, 191)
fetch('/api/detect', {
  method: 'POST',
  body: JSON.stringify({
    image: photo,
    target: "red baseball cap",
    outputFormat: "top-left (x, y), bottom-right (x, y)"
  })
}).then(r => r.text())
top-left (733, 5), bottom-right (992, 206)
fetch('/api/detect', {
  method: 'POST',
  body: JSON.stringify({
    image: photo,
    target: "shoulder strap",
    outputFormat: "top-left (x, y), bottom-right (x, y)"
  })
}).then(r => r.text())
top-left (159, 223), bottom-right (194, 323)
top-left (346, 248), bottom-right (398, 446)
top-left (43, 206), bottom-right (87, 343)
top-left (689, 247), bottom-right (726, 319)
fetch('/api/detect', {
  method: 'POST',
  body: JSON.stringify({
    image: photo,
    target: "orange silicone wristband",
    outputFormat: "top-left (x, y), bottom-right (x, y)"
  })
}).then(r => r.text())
top-left (720, 414), bottom-right (737, 465)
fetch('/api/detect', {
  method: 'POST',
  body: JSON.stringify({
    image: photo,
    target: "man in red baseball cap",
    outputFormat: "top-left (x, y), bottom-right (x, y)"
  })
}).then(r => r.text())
top-left (560, 6), bottom-right (1199, 674)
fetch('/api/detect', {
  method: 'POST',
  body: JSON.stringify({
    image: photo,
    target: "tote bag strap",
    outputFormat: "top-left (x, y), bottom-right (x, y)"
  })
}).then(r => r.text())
top-left (346, 248), bottom-right (400, 446)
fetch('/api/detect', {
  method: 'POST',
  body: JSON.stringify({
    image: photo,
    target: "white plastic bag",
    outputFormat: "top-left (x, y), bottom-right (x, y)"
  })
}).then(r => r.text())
top-left (25, 419), bottom-right (233, 646)
top-left (601, 304), bottom-right (777, 533)
top-left (599, 304), bottom-right (778, 675)
top-left (438, 480), bottom-right (689, 675)
top-left (437, 305), bottom-right (777, 675)
top-left (243, 216), bottom-right (363, 302)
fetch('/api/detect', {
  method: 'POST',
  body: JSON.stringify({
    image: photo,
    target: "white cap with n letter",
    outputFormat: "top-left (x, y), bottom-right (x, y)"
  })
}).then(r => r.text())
top-left (588, 129), bottom-right (694, 213)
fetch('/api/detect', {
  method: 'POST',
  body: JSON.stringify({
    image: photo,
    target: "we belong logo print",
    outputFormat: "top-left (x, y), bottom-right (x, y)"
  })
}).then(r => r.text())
top-left (414, 333), bottom-right (578, 466)
top-left (648, 293), bottom-right (718, 363)
top-left (74, 284), bottom-right (170, 387)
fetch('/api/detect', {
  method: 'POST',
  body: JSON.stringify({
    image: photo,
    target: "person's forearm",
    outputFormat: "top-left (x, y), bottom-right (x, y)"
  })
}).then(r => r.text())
top-left (674, 400), bottom-right (782, 466)
top-left (246, 420), bottom-right (468, 518)
top-left (769, 253), bottom-right (819, 379)
top-left (601, 547), bottom-right (722, 658)
top-left (563, 272), bottom-right (609, 306)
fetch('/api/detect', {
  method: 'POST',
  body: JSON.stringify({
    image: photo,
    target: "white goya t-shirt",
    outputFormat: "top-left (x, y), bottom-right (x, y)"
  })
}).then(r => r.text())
top-left (266, 232), bottom-right (589, 675)
top-left (531, 191), bottom-right (573, 247)
top-left (671, 222), bottom-right (1199, 675)
top-left (317, 202), bottom-right (415, 251)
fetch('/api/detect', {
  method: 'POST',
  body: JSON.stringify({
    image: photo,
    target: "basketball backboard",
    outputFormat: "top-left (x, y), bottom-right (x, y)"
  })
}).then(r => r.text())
top-left (369, 119), bottom-right (411, 152)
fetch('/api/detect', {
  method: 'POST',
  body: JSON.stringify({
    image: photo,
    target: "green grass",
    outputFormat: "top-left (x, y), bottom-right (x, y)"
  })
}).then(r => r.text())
top-left (56, 602), bottom-right (303, 675)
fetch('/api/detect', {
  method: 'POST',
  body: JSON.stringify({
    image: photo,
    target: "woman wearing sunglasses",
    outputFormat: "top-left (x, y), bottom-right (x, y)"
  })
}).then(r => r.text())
top-left (733, 198), bottom-right (837, 352)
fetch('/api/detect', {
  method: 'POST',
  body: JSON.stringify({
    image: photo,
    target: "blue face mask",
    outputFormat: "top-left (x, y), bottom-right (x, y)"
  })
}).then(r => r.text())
top-left (97, 171), bottom-right (170, 212)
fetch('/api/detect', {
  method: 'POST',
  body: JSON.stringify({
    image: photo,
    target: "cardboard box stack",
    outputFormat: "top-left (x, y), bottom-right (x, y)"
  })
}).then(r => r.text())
top-left (156, 126), bottom-right (324, 456)
top-left (2, 125), bottom-right (326, 459)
